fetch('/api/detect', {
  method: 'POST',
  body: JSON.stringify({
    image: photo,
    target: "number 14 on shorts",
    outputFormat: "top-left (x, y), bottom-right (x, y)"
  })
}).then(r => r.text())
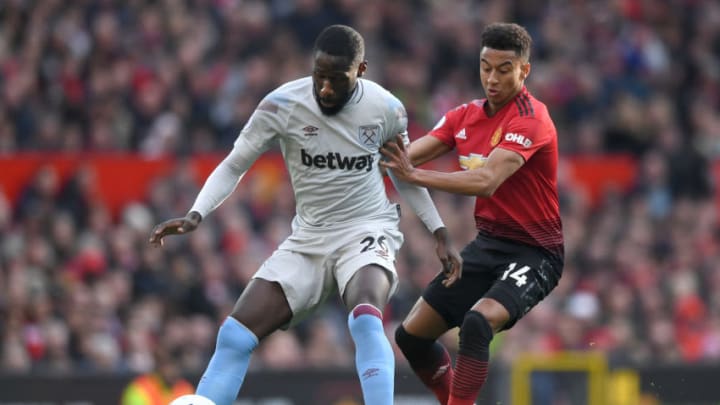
top-left (501, 262), bottom-right (531, 287)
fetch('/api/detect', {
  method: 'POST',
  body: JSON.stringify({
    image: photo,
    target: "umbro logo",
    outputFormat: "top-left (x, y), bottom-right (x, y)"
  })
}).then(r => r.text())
top-left (302, 125), bottom-right (319, 136)
top-left (362, 368), bottom-right (380, 380)
top-left (455, 128), bottom-right (466, 139)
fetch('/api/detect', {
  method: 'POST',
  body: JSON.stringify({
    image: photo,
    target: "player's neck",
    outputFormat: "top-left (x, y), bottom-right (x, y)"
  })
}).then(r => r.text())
top-left (484, 100), bottom-right (508, 117)
top-left (484, 88), bottom-right (523, 117)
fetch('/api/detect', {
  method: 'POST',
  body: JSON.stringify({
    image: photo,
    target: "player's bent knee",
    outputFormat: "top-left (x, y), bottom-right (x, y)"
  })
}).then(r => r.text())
top-left (395, 325), bottom-right (434, 357)
top-left (460, 311), bottom-right (494, 346)
top-left (472, 299), bottom-right (511, 333)
top-left (229, 280), bottom-right (293, 338)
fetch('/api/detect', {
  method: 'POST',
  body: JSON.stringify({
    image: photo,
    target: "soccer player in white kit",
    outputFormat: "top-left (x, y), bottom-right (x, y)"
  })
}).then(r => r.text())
top-left (149, 25), bottom-right (462, 405)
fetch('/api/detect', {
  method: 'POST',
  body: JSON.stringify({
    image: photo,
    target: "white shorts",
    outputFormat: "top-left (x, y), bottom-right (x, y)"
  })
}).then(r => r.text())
top-left (253, 218), bottom-right (403, 326)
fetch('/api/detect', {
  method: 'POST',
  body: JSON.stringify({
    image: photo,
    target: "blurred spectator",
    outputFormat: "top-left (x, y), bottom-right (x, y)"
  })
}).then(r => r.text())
top-left (120, 347), bottom-right (194, 405)
top-left (1, 0), bottom-right (720, 380)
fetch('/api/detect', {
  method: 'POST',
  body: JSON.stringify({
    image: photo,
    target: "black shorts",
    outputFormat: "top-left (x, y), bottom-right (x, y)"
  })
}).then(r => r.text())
top-left (422, 233), bottom-right (563, 331)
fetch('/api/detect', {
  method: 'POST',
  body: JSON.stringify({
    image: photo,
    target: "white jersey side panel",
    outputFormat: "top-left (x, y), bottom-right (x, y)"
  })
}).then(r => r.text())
top-left (234, 77), bottom-right (409, 228)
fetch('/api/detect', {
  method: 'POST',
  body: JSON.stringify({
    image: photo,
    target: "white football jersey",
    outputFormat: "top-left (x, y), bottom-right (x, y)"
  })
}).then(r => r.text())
top-left (234, 77), bottom-right (408, 228)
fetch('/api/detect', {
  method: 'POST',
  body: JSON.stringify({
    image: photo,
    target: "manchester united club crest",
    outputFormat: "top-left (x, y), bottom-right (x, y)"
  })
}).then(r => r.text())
top-left (491, 126), bottom-right (503, 146)
top-left (358, 124), bottom-right (381, 147)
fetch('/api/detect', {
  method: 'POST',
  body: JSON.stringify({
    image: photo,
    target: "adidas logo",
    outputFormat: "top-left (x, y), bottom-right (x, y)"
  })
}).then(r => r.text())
top-left (431, 364), bottom-right (450, 380)
top-left (455, 128), bottom-right (466, 139)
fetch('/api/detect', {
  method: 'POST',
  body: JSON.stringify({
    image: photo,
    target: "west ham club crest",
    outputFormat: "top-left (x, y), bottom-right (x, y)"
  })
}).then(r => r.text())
top-left (358, 124), bottom-right (381, 147)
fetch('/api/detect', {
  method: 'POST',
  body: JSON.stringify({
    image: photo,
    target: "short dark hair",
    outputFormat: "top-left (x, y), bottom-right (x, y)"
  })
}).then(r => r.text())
top-left (313, 24), bottom-right (365, 65)
top-left (481, 23), bottom-right (532, 61)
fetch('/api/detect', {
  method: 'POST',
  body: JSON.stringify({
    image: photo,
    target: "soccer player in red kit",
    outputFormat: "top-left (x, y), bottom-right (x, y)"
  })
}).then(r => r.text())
top-left (380, 22), bottom-right (563, 405)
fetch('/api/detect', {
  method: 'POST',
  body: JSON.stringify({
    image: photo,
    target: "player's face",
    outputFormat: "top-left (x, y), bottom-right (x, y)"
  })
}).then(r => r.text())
top-left (312, 51), bottom-right (366, 115)
top-left (479, 47), bottom-right (530, 113)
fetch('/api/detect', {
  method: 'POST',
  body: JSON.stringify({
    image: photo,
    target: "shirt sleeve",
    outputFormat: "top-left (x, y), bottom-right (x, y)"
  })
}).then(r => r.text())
top-left (384, 96), bottom-right (445, 233)
top-left (495, 116), bottom-right (550, 162)
top-left (383, 94), bottom-right (409, 142)
top-left (189, 94), bottom-right (286, 218)
top-left (428, 104), bottom-right (465, 148)
top-left (388, 169), bottom-right (445, 233)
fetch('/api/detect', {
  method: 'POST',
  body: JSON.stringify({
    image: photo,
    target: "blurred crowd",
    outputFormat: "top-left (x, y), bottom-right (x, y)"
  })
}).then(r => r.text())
top-left (2, 0), bottom-right (720, 380)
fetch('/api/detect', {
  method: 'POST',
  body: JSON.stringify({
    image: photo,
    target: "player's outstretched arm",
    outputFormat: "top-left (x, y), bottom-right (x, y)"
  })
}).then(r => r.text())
top-left (149, 211), bottom-right (202, 247)
top-left (149, 139), bottom-right (259, 248)
top-left (381, 135), bottom-right (524, 197)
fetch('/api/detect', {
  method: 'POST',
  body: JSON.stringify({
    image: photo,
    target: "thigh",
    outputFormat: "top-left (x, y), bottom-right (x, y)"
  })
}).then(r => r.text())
top-left (421, 238), bottom-right (498, 328)
top-left (333, 221), bottom-right (404, 303)
top-left (484, 251), bottom-right (562, 331)
top-left (231, 278), bottom-right (292, 340)
top-left (401, 297), bottom-right (451, 340)
top-left (252, 249), bottom-right (335, 328)
top-left (421, 270), bottom-right (496, 329)
top-left (343, 264), bottom-right (392, 311)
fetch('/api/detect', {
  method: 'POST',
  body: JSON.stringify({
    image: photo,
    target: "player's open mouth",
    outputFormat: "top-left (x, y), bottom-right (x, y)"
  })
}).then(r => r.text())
top-left (320, 99), bottom-right (336, 107)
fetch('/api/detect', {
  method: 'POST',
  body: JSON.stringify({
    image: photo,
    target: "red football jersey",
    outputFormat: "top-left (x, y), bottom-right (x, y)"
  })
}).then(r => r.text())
top-left (429, 87), bottom-right (563, 258)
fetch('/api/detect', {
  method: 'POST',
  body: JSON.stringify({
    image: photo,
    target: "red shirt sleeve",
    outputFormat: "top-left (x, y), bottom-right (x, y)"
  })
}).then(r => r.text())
top-left (496, 116), bottom-right (550, 162)
top-left (428, 104), bottom-right (466, 148)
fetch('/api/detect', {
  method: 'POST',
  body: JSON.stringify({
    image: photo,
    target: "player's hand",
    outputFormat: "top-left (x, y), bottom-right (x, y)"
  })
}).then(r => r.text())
top-left (433, 227), bottom-right (463, 287)
top-left (379, 135), bottom-right (415, 182)
top-left (148, 211), bottom-right (202, 247)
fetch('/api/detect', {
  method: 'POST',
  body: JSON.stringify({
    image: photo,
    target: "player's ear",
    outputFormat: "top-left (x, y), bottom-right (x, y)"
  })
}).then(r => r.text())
top-left (520, 62), bottom-right (531, 81)
top-left (357, 60), bottom-right (368, 77)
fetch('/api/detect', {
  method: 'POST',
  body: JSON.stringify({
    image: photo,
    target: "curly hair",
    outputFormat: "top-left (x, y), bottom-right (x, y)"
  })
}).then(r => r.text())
top-left (481, 23), bottom-right (532, 61)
